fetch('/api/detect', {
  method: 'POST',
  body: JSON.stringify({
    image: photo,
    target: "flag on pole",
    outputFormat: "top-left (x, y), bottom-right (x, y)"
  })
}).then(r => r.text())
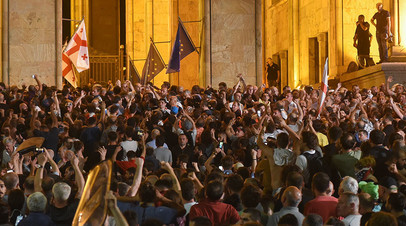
top-left (166, 19), bottom-right (196, 73)
top-left (317, 58), bottom-right (329, 117)
top-left (62, 51), bottom-right (77, 88)
top-left (129, 57), bottom-right (141, 83)
top-left (64, 19), bottom-right (89, 72)
top-left (141, 41), bottom-right (166, 85)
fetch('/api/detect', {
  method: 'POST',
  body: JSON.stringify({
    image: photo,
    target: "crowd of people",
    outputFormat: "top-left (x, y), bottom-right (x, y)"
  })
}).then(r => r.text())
top-left (0, 73), bottom-right (405, 226)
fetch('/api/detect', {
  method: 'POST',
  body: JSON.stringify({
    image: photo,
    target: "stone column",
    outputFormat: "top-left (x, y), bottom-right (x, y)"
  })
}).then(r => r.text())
top-left (204, 0), bottom-right (211, 87)
top-left (255, 0), bottom-right (263, 87)
top-left (56, 0), bottom-right (62, 89)
top-left (2, 0), bottom-right (8, 85)
top-left (288, 0), bottom-right (299, 88)
top-left (317, 32), bottom-right (327, 83)
top-left (280, 50), bottom-right (288, 89)
top-left (393, 0), bottom-right (399, 45)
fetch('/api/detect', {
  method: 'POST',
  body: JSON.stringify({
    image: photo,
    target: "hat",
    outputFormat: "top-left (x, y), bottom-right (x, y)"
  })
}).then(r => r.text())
top-left (359, 181), bottom-right (379, 200)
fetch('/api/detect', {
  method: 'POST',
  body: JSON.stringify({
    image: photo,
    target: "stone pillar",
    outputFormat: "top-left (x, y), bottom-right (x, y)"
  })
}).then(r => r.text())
top-left (280, 50), bottom-right (288, 89)
top-left (393, 0), bottom-right (399, 45)
top-left (204, 0), bottom-right (211, 87)
top-left (317, 32), bottom-right (328, 82)
top-left (56, 0), bottom-right (62, 89)
top-left (255, 0), bottom-right (263, 87)
top-left (288, 0), bottom-right (299, 88)
top-left (2, 0), bottom-right (8, 85)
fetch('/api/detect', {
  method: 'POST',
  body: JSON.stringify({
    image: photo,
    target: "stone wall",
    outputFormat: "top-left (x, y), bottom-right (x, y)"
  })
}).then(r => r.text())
top-left (4, 0), bottom-right (59, 87)
top-left (264, 0), bottom-right (392, 88)
top-left (210, 0), bottom-right (257, 87)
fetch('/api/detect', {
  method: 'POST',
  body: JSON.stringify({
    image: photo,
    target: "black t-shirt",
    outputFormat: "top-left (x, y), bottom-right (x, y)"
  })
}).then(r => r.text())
top-left (355, 23), bottom-right (372, 54)
top-left (373, 10), bottom-right (390, 33)
top-left (266, 63), bottom-right (280, 81)
top-left (47, 198), bottom-right (80, 226)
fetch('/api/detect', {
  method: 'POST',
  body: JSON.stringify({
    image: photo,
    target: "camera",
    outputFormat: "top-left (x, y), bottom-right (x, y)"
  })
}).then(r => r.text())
top-left (18, 146), bottom-right (45, 156)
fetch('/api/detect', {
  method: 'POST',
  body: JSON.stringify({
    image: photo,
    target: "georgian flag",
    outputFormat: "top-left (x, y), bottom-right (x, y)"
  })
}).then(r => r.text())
top-left (64, 19), bottom-right (89, 72)
top-left (62, 51), bottom-right (77, 88)
top-left (317, 58), bottom-right (329, 117)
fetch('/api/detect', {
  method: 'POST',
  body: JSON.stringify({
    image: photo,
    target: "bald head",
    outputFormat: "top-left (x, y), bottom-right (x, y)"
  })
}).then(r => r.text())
top-left (151, 129), bottom-right (160, 139)
top-left (282, 186), bottom-right (302, 207)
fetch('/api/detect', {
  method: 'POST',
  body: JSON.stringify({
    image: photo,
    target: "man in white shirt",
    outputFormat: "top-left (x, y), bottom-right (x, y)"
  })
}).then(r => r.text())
top-left (120, 126), bottom-right (138, 161)
top-left (336, 192), bottom-right (362, 226)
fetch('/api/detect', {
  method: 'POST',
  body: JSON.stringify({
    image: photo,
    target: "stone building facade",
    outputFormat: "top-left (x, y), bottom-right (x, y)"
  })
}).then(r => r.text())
top-left (1, 0), bottom-right (405, 89)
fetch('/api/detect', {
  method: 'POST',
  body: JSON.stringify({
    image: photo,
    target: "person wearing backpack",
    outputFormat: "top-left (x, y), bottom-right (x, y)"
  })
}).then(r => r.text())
top-left (331, 133), bottom-right (359, 178)
top-left (295, 131), bottom-right (322, 187)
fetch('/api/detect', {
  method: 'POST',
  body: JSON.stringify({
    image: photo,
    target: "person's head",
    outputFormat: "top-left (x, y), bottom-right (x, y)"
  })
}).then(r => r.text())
top-left (358, 15), bottom-right (365, 23)
top-left (266, 58), bottom-right (273, 65)
top-left (358, 192), bottom-right (375, 214)
top-left (240, 208), bottom-right (261, 224)
top-left (386, 192), bottom-right (406, 212)
top-left (278, 213), bottom-right (298, 226)
top-left (340, 133), bottom-right (356, 151)
top-left (178, 134), bottom-right (188, 147)
top-left (221, 155), bottom-right (234, 171)
top-left (52, 182), bottom-right (71, 203)
top-left (376, 3), bottom-right (383, 11)
top-left (155, 135), bottom-right (166, 147)
top-left (301, 131), bottom-right (319, 151)
top-left (286, 171), bottom-right (304, 190)
top-left (0, 179), bottom-right (5, 198)
top-left (27, 192), bottom-right (47, 212)
top-left (358, 130), bottom-right (368, 142)
top-left (205, 180), bottom-right (224, 201)
top-left (117, 182), bottom-right (130, 197)
top-left (180, 178), bottom-right (196, 201)
top-left (241, 184), bottom-right (262, 208)
top-left (277, 133), bottom-right (289, 149)
top-left (336, 192), bottom-right (359, 217)
top-left (225, 174), bottom-right (244, 195)
top-left (370, 130), bottom-right (385, 145)
top-left (3, 172), bottom-right (19, 191)
top-left (339, 176), bottom-right (358, 195)
top-left (190, 216), bottom-right (212, 226)
top-left (139, 181), bottom-right (157, 203)
top-left (7, 189), bottom-right (25, 211)
top-left (328, 126), bottom-right (343, 143)
top-left (281, 186), bottom-right (302, 207)
top-left (312, 172), bottom-right (330, 195)
top-left (367, 212), bottom-right (397, 226)
top-left (303, 214), bottom-right (323, 226)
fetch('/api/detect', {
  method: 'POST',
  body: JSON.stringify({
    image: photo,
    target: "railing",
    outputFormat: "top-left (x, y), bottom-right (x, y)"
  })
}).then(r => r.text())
top-left (79, 47), bottom-right (125, 86)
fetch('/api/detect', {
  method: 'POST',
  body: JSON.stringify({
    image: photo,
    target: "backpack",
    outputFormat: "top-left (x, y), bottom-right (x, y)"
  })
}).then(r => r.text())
top-left (302, 150), bottom-right (323, 187)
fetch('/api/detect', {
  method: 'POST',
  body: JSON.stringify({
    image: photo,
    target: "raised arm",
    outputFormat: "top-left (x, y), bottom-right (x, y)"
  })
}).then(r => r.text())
top-left (161, 162), bottom-right (181, 193)
top-left (386, 76), bottom-right (396, 96)
top-left (50, 105), bottom-right (58, 129)
top-left (390, 97), bottom-right (405, 119)
top-left (33, 74), bottom-right (42, 91)
top-left (34, 153), bottom-right (47, 192)
top-left (74, 90), bottom-right (86, 108)
top-left (127, 158), bottom-right (145, 197)
top-left (71, 155), bottom-right (85, 198)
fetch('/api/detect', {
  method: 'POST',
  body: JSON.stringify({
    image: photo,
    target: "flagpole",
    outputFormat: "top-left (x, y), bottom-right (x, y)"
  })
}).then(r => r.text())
top-left (178, 17), bottom-right (199, 54)
top-left (64, 18), bottom-right (85, 54)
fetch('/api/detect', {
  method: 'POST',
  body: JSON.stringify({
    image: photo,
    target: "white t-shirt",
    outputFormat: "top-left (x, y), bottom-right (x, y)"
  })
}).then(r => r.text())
top-left (120, 140), bottom-right (138, 161)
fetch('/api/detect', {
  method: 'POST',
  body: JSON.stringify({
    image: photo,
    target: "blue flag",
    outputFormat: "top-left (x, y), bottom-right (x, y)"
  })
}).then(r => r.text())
top-left (166, 20), bottom-right (196, 73)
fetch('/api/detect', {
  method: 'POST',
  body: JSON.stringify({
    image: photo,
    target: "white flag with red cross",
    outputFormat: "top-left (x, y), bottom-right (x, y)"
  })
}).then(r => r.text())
top-left (64, 19), bottom-right (89, 72)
